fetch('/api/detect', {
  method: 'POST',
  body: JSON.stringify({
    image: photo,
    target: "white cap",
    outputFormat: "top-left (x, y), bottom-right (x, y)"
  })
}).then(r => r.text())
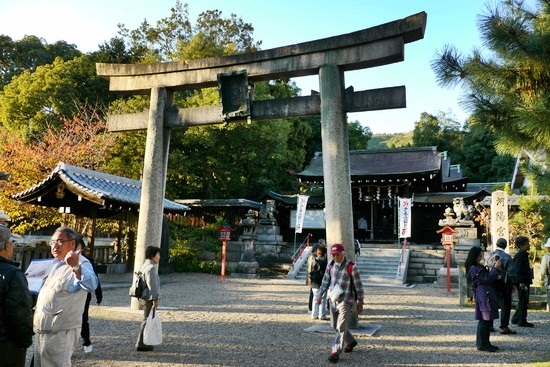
top-left (0, 210), bottom-right (10, 222)
top-left (544, 238), bottom-right (550, 248)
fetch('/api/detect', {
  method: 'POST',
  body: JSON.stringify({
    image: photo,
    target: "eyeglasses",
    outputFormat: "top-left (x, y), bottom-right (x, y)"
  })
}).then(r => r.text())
top-left (50, 239), bottom-right (73, 247)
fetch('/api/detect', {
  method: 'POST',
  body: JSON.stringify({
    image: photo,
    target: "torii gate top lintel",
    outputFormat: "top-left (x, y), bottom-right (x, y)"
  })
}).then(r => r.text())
top-left (96, 12), bottom-right (426, 93)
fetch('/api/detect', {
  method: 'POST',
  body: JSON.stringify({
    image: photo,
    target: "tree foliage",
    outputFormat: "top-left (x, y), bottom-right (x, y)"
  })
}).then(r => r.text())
top-left (0, 55), bottom-right (111, 138)
top-left (412, 112), bottom-right (465, 156)
top-left (508, 195), bottom-right (550, 262)
top-left (431, 0), bottom-right (550, 155)
top-left (0, 35), bottom-right (81, 88)
top-left (0, 107), bottom-right (117, 232)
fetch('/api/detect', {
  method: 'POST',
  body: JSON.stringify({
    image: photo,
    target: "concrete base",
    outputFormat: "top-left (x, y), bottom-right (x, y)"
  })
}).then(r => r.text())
top-left (234, 261), bottom-right (260, 278)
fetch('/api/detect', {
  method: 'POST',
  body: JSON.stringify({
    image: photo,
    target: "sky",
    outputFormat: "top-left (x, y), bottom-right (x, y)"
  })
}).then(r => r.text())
top-left (0, 0), bottom-right (540, 134)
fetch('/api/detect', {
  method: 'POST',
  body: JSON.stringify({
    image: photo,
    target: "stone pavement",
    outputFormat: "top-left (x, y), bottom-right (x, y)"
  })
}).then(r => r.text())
top-left (28, 273), bottom-right (550, 367)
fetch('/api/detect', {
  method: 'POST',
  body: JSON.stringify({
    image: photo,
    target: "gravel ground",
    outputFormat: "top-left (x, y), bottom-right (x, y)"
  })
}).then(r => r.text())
top-left (29, 273), bottom-right (549, 367)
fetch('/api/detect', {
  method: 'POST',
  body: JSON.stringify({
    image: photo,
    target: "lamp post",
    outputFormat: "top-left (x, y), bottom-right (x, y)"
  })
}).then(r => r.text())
top-left (218, 225), bottom-right (232, 282)
top-left (437, 226), bottom-right (457, 293)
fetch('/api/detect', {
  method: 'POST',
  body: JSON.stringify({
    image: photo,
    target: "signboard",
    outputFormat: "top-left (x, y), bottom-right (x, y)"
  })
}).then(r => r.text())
top-left (398, 198), bottom-right (412, 238)
top-left (290, 209), bottom-right (325, 229)
top-left (294, 195), bottom-right (309, 233)
top-left (490, 190), bottom-right (509, 250)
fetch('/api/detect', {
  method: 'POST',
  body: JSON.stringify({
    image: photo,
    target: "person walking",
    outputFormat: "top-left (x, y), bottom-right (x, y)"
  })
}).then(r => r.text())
top-left (540, 238), bottom-right (550, 312)
top-left (135, 245), bottom-right (161, 352)
top-left (317, 243), bottom-right (365, 363)
top-left (487, 238), bottom-right (516, 334)
top-left (511, 236), bottom-right (534, 327)
top-left (33, 226), bottom-right (98, 367)
top-left (0, 225), bottom-right (34, 367)
top-left (308, 244), bottom-right (328, 320)
top-left (465, 245), bottom-right (502, 352)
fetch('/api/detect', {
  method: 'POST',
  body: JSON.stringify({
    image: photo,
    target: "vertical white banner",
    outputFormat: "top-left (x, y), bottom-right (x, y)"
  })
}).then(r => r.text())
top-left (398, 198), bottom-right (412, 239)
top-left (295, 195), bottom-right (309, 234)
top-left (490, 190), bottom-right (509, 250)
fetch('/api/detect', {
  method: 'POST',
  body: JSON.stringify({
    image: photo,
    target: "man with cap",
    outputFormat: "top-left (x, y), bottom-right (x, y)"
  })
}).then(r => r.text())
top-left (0, 210), bottom-right (11, 226)
top-left (317, 243), bottom-right (365, 363)
top-left (0, 225), bottom-right (34, 367)
top-left (487, 238), bottom-right (516, 334)
top-left (540, 238), bottom-right (550, 312)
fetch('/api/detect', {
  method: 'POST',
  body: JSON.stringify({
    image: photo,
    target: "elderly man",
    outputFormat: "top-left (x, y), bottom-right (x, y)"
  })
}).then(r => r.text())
top-left (487, 238), bottom-right (516, 334)
top-left (317, 243), bottom-right (365, 363)
top-left (0, 210), bottom-right (11, 226)
top-left (33, 227), bottom-right (98, 367)
top-left (0, 226), bottom-right (33, 367)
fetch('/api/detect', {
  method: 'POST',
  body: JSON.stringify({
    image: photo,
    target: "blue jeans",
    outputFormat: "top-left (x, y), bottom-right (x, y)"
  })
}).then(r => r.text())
top-left (311, 288), bottom-right (327, 318)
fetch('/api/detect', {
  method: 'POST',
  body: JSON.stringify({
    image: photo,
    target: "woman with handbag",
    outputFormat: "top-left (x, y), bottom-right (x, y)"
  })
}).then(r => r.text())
top-left (135, 245), bottom-right (161, 352)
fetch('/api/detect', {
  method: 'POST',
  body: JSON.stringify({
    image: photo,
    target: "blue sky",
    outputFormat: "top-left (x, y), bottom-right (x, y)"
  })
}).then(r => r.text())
top-left (0, 0), bottom-right (540, 133)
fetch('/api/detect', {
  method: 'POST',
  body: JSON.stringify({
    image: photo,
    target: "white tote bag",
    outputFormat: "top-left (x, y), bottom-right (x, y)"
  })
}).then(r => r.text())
top-left (143, 308), bottom-right (163, 346)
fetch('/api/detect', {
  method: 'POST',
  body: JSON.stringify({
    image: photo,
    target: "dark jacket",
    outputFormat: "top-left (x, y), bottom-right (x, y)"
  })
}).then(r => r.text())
top-left (467, 263), bottom-right (501, 321)
top-left (0, 256), bottom-right (34, 348)
top-left (512, 249), bottom-right (533, 285)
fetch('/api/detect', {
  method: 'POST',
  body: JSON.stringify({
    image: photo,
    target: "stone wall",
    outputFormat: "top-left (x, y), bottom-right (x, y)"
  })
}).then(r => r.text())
top-left (407, 245), bottom-right (471, 284)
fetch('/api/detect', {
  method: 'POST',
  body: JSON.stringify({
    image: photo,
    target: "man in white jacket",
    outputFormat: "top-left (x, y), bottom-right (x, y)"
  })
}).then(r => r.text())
top-left (33, 227), bottom-right (98, 367)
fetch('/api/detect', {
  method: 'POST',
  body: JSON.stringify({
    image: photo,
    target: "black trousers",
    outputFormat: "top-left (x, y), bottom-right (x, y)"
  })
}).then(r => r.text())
top-left (81, 292), bottom-right (92, 346)
top-left (497, 282), bottom-right (513, 328)
top-left (136, 299), bottom-right (153, 347)
top-left (476, 319), bottom-right (492, 348)
top-left (512, 286), bottom-right (530, 324)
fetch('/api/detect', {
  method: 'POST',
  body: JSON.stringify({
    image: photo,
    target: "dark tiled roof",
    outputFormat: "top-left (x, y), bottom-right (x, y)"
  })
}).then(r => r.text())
top-left (297, 147), bottom-right (442, 178)
top-left (413, 190), bottom-right (490, 204)
top-left (12, 162), bottom-right (189, 217)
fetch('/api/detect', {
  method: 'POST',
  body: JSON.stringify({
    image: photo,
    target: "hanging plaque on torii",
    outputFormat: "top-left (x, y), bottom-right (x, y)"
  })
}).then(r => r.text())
top-left (96, 12), bottom-right (427, 297)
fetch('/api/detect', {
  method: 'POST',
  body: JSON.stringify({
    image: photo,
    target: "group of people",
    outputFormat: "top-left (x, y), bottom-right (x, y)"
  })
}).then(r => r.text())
top-left (0, 220), bottom-right (162, 367)
top-left (465, 236), bottom-right (542, 352)
top-left (307, 239), bottom-right (365, 363)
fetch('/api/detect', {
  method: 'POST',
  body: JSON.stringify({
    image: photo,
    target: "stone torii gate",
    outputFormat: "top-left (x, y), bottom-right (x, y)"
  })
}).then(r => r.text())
top-left (96, 12), bottom-right (426, 278)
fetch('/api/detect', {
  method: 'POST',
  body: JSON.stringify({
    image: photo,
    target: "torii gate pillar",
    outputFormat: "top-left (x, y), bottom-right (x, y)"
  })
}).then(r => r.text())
top-left (320, 64), bottom-right (354, 250)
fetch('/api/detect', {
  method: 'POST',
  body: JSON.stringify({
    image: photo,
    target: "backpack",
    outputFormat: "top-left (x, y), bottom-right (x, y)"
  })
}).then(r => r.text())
top-left (309, 257), bottom-right (326, 284)
top-left (129, 271), bottom-right (146, 298)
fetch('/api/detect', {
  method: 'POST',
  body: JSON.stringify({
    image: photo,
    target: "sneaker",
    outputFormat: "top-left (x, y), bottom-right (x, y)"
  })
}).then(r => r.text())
top-left (344, 340), bottom-right (358, 353)
top-left (319, 316), bottom-right (330, 321)
top-left (518, 322), bottom-right (534, 327)
top-left (500, 327), bottom-right (517, 334)
top-left (83, 345), bottom-right (93, 353)
top-left (328, 353), bottom-right (339, 363)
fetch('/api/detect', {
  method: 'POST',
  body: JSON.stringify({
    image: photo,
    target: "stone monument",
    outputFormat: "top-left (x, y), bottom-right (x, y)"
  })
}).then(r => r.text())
top-left (255, 200), bottom-right (287, 257)
top-left (234, 209), bottom-right (260, 278)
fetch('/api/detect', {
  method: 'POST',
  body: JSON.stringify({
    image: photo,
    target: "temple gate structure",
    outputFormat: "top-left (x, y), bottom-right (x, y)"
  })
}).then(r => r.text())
top-left (96, 13), bottom-right (427, 291)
